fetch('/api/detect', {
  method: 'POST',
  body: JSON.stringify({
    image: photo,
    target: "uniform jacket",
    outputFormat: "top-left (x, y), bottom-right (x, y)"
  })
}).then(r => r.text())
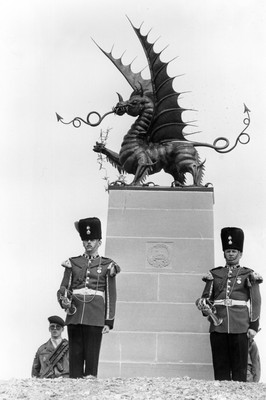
top-left (201, 266), bottom-right (262, 334)
top-left (58, 255), bottom-right (120, 329)
top-left (31, 339), bottom-right (69, 378)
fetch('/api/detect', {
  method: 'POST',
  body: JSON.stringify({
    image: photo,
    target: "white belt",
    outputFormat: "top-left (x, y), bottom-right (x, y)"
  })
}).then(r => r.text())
top-left (214, 299), bottom-right (247, 307)
top-left (73, 288), bottom-right (105, 298)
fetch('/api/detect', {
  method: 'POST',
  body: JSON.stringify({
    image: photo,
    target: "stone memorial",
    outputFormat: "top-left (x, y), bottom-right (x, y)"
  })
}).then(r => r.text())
top-left (57, 17), bottom-right (250, 379)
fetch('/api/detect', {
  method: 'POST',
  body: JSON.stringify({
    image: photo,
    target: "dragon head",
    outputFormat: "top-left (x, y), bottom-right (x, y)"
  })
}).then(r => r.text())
top-left (113, 89), bottom-right (154, 117)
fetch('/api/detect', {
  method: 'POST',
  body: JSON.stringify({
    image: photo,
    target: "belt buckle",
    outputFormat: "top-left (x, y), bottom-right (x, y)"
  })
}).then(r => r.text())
top-left (224, 298), bottom-right (232, 306)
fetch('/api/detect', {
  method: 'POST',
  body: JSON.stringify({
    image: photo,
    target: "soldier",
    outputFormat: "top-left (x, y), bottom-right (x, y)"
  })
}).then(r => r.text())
top-left (196, 227), bottom-right (262, 382)
top-left (31, 316), bottom-right (69, 378)
top-left (247, 338), bottom-right (261, 382)
top-left (57, 217), bottom-right (120, 378)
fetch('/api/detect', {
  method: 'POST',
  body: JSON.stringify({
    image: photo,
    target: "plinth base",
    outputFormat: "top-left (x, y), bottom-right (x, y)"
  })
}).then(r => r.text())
top-left (99, 186), bottom-right (214, 379)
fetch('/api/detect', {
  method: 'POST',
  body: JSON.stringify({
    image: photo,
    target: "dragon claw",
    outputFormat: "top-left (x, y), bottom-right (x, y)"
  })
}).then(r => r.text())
top-left (109, 180), bottom-right (127, 186)
top-left (171, 181), bottom-right (184, 188)
top-left (93, 142), bottom-right (106, 152)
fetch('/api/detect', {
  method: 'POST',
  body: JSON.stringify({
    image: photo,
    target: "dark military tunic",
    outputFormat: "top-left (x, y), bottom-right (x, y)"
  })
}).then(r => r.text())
top-left (201, 266), bottom-right (262, 333)
top-left (57, 254), bottom-right (120, 378)
top-left (202, 266), bottom-right (262, 333)
top-left (200, 265), bottom-right (262, 381)
top-left (58, 255), bottom-right (119, 329)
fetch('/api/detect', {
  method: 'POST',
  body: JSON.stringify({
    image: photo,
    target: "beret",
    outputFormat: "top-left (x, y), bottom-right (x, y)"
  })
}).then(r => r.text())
top-left (48, 315), bottom-right (65, 327)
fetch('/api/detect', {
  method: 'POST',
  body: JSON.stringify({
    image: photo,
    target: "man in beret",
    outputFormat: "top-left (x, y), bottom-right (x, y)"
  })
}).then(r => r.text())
top-left (31, 316), bottom-right (69, 378)
top-left (196, 227), bottom-right (262, 382)
top-left (57, 217), bottom-right (120, 378)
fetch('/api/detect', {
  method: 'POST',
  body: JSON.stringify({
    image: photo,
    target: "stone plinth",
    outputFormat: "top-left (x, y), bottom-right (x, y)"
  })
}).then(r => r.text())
top-left (99, 186), bottom-right (214, 380)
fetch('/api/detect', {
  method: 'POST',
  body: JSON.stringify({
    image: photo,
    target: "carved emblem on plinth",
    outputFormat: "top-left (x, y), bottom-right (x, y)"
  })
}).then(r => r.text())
top-left (146, 242), bottom-right (172, 269)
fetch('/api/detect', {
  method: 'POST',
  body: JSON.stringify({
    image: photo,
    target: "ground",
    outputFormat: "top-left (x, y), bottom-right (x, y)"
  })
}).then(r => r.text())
top-left (1, 377), bottom-right (266, 400)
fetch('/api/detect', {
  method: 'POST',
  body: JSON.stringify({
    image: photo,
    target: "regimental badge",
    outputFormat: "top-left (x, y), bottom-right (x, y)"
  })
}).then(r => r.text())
top-left (147, 243), bottom-right (171, 269)
top-left (86, 225), bottom-right (91, 235)
top-left (228, 235), bottom-right (233, 245)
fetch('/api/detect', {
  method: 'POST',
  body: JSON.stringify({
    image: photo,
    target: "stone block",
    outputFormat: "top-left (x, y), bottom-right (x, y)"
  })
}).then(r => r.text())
top-left (108, 187), bottom-right (214, 210)
top-left (157, 333), bottom-right (212, 363)
top-left (115, 302), bottom-right (208, 333)
top-left (100, 332), bottom-right (157, 362)
top-left (98, 362), bottom-right (121, 378)
top-left (116, 272), bottom-right (206, 322)
top-left (107, 208), bottom-right (213, 239)
top-left (158, 274), bottom-right (203, 302)
top-left (117, 273), bottom-right (158, 302)
top-left (103, 362), bottom-right (213, 380)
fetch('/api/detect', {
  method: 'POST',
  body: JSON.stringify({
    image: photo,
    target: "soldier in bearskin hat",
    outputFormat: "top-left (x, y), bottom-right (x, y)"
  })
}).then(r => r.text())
top-left (196, 227), bottom-right (262, 382)
top-left (57, 217), bottom-right (120, 378)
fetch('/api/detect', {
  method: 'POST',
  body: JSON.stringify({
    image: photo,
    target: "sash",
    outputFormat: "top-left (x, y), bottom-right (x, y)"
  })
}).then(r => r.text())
top-left (41, 339), bottom-right (69, 378)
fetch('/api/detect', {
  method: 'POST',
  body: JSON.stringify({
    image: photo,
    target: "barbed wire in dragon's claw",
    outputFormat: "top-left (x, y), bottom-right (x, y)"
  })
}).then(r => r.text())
top-left (96, 128), bottom-right (112, 190)
top-left (96, 128), bottom-right (128, 190)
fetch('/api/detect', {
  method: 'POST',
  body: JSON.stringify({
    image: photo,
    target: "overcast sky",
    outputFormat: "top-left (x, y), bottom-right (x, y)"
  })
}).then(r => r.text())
top-left (1, 0), bottom-right (266, 381)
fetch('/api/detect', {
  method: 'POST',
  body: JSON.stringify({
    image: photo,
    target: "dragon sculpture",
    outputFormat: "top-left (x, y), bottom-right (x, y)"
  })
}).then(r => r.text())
top-left (56, 18), bottom-right (250, 186)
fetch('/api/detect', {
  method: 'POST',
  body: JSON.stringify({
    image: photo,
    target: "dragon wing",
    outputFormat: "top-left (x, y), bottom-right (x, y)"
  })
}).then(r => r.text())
top-left (93, 17), bottom-right (190, 143)
top-left (129, 19), bottom-right (189, 143)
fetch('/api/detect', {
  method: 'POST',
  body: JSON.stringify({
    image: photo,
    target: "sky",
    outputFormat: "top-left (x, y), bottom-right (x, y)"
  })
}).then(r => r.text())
top-left (1, 0), bottom-right (266, 381)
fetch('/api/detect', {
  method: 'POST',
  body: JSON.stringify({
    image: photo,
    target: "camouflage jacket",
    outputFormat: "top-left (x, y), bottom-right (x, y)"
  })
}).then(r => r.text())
top-left (31, 339), bottom-right (69, 378)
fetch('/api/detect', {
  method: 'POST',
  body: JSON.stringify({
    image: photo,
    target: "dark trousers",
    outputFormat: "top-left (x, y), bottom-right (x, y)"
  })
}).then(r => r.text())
top-left (210, 332), bottom-right (249, 381)
top-left (67, 324), bottom-right (103, 378)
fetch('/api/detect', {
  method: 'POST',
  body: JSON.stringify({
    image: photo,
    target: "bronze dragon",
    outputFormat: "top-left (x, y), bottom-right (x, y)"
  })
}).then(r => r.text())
top-left (57, 18), bottom-right (250, 187)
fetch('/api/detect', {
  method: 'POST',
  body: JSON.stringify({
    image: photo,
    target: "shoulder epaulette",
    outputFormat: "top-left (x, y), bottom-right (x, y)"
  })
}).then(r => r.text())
top-left (61, 259), bottom-right (72, 268)
top-left (202, 271), bottom-right (214, 282)
top-left (250, 271), bottom-right (263, 284)
top-left (107, 261), bottom-right (121, 276)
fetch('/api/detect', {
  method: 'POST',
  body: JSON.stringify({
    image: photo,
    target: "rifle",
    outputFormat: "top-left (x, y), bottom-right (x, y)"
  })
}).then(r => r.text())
top-left (196, 298), bottom-right (223, 327)
top-left (41, 339), bottom-right (69, 378)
